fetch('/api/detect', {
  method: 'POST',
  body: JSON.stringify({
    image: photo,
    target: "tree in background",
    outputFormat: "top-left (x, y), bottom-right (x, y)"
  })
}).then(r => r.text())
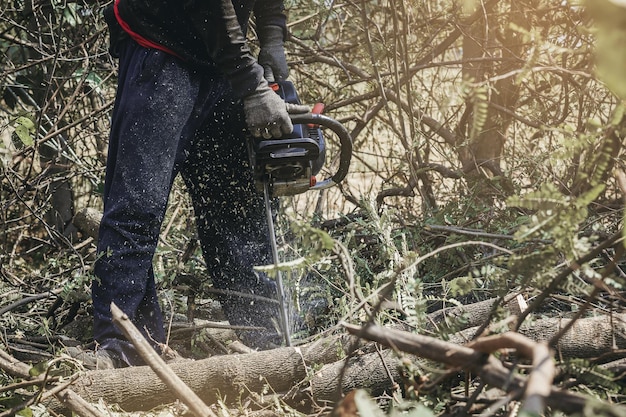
top-left (284, 0), bottom-right (619, 213)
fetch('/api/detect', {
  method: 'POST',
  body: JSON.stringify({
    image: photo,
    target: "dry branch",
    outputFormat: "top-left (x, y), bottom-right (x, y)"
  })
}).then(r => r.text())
top-left (467, 332), bottom-right (555, 416)
top-left (56, 389), bottom-right (108, 417)
top-left (111, 302), bottom-right (217, 417)
top-left (343, 323), bottom-right (594, 415)
top-left (0, 349), bottom-right (106, 417)
top-left (0, 348), bottom-right (32, 378)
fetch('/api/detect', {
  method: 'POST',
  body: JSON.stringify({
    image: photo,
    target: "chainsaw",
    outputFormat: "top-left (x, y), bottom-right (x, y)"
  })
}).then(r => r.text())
top-left (248, 80), bottom-right (352, 346)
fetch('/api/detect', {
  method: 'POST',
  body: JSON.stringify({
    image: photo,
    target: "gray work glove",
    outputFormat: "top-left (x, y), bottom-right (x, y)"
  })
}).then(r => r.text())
top-left (257, 25), bottom-right (288, 82)
top-left (243, 79), bottom-right (310, 139)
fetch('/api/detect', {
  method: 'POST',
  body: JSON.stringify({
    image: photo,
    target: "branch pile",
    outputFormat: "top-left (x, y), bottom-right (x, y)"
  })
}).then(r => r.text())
top-left (1, 300), bottom-right (625, 416)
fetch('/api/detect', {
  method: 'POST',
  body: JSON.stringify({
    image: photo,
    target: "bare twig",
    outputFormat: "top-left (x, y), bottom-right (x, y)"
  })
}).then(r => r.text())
top-left (0, 288), bottom-right (62, 317)
top-left (0, 349), bottom-right (32, 378)
top-left (424, 224), bottom-right (516, 240)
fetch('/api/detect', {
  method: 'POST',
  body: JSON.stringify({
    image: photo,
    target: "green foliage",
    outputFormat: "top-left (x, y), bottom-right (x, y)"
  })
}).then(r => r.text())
top-left (255, 220), bottom-right (335, 275)
top-left (584, 400), bottom-right (626, 417)
top-left (447, 273), bottom-right (477, 297)
top-left (560, 358), bottom-right (621, 396)
top-left (508, 182), bottom-right (602, 257)
top-left (503, 106), bottom-right (620, 295)
top-left (357, 201), bottom-right (427, 327)
top-left (462, 79), bottom-right (489, 144)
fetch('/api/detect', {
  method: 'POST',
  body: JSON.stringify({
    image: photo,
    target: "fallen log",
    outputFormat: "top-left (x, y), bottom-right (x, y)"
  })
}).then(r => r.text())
top-left (289, 347), bottom-right (403, 407)
top-left (44, 332), bottom-right (359, 413)
top-left (452, 314), bottom-right (626, 360)
top-left (111, 302), bottom-right (217, 417)
top-left (424, 294), bottom-right (522, 333)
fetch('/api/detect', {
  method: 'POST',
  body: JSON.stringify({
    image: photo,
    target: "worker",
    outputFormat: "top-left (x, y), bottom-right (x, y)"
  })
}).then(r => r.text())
top-left (79, 0), bottom-right (306, 369)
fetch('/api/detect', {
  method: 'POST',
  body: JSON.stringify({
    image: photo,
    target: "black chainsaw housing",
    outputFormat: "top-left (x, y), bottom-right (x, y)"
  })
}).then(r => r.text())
top-left (249, 81), bottom-right (326, 196)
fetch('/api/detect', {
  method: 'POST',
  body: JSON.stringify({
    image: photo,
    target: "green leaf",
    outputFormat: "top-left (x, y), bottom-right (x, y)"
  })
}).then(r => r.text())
top-left (15, 116), bottom-right (35, 131)
top-left (28, 360), bottom-right (49, 377)
top-left (14, 116), bottom-right (35, 146)
top-left (578, 183), bottom-right (606, 207)
top-left (73, 68), bottom-right (104, 93)
top-left (16, 408), bottom-right (33, 417)
top-left (448, 275), bottom-right (476, 296)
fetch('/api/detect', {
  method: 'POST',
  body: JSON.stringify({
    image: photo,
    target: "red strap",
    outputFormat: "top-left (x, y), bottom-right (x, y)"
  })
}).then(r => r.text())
top-left (114, 0), bottom-right (182, 58)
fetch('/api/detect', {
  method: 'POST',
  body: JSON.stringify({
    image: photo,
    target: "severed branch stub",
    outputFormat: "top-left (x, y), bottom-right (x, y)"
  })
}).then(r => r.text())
top-left (110, 302), bottom-right (217, 417)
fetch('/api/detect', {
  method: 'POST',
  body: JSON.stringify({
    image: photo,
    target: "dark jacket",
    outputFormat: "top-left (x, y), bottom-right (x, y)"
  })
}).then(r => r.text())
top-left (105, 0), bottom-right (286, 98)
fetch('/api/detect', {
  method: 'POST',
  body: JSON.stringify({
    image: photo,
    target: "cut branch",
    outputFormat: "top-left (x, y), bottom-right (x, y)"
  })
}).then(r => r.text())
top-left (111, 302), bottom-right (217, 417)
top-left (343, 323), bottom-right (594, 415)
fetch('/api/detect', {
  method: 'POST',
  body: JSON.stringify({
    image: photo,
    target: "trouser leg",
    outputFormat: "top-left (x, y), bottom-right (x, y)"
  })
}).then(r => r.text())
top-left (93, 40), bottom-right (201, 365)
top-left (181, 88), bottom-right (282, 348)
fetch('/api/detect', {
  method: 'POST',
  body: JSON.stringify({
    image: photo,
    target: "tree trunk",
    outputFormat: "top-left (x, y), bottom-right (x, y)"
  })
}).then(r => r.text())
top-left (457, 0), bottom-right (536, 196)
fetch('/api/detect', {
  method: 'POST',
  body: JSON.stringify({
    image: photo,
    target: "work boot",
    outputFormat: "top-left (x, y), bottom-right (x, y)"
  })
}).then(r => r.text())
top-left (64, 346), bottom-right (127, 370)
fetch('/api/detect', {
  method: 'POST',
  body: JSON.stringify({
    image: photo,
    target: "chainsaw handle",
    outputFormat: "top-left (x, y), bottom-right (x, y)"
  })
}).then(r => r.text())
top-left (289, 113), bottom-right (352, 189)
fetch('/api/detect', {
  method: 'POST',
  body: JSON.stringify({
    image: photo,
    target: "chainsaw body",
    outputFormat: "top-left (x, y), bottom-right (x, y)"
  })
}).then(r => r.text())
top-left (248, 80), bottom-right (352, 346)
top-left (249, 80), bottom-right (351, 197)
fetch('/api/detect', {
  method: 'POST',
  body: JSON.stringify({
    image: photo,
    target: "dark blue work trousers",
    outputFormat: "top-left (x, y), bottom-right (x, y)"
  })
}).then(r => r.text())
top-left (93, 39), bottom-right (278, 365)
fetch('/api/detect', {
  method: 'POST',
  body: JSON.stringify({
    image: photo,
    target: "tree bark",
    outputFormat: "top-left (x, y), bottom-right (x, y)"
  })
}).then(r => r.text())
top-left (457, 0), bottom-right (536, 196)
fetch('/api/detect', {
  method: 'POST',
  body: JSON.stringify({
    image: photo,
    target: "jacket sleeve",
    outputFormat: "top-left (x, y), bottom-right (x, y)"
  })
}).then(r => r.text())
top-left (253, 0), bottom-right (287, 37)
top-left (183, 0), bottom-right (264, 98)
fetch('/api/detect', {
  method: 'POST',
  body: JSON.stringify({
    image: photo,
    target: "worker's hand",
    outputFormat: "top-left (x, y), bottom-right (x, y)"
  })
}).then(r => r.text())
top-left (257, 25), bottom-right (288, 82)
top-left (244, 78), bottom-right (293, 139)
